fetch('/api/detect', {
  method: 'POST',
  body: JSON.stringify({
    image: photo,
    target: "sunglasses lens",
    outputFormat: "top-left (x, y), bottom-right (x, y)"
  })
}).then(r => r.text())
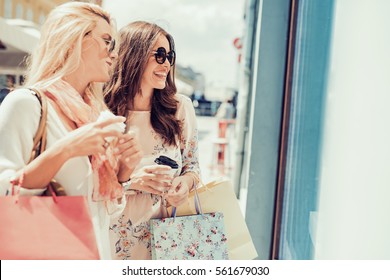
top-left (154, 48), bottom-right (175, 65)
top-left (155, 48), bottom-right (166, 64)
top-left (167, 51), bottom-right (175, 66)
top-left (109, 40), bottom-right (115, 53)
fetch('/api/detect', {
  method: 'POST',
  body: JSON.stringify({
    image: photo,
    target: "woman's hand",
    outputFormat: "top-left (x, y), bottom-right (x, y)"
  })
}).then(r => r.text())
top-left (129, 165), bottom-right (173, 195)
top-left (115, 131), bottom-right (143, 182)
top-left (56, 116), bottom-right (126, 159)
top-left (164, 174), bottom-right (194, 207)
top-left (19, 116), bottom-right (126, 190)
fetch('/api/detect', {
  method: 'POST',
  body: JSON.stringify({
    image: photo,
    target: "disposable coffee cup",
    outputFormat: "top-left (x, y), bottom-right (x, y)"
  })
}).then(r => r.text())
top-left (139, 155), bottom-right (176, 177)
top-left (154, 155), bottom-right (178, 177)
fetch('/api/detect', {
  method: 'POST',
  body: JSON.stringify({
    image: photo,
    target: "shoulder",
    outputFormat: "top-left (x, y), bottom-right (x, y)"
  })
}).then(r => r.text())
top-left (175, 94), bottom-right (197, 123)
top-left (1, 88), bottom-right (40, 109)
top-left (175, 94), bottom-right (193, 110)
top-left (0, 88), bottom-right (41, 122)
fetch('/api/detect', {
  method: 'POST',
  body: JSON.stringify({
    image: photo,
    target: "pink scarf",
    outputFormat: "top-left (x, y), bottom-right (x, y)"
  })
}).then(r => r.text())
top-left (44, 79), bottom-right (123, 202)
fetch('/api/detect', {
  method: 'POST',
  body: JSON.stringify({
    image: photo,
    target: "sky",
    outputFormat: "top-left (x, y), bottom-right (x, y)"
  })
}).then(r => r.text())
top-left (102, 0), bottom-right (246, 93)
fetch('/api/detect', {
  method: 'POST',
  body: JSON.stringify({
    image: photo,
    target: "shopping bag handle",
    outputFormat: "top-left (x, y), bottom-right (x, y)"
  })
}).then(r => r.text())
top-left (10, 173), bottom-right (58, 203)
top-left (171, 183), bottom-right (203, 217)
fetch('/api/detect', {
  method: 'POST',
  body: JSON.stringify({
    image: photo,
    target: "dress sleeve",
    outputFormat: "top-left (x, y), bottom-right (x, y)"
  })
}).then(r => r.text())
top-left (176, 94), bottom-right (201, 179)
top-left (0, 89), bottom-right (46, 196)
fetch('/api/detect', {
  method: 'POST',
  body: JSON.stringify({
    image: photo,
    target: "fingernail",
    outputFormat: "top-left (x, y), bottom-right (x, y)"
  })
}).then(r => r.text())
top-left (119, 139), bottom-right (125, 144)
top-left (125, 157), bottom-right (130, 162)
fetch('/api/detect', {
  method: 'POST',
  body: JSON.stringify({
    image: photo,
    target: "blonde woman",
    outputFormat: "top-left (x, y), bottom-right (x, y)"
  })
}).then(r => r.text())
top-left (105, 21), bottom-right (200, 260)
top-left (0, 2), bottom-right (142, 259)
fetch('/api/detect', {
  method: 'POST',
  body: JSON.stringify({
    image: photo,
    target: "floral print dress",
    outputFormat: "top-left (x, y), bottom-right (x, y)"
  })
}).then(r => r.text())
top-left (109, 94), bottom-right (200, 260)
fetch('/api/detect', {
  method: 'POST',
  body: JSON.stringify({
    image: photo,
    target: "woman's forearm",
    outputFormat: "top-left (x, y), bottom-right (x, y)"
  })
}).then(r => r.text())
top-left (16, 141), bottom-right (71, 189)
top-left (117, 163), bottom-right (135, 183)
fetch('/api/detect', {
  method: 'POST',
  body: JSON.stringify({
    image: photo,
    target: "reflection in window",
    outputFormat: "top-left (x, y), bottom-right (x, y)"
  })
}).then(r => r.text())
top-left (19, 75), bottom-right (25, 86)
top-left (26, 8), bottom-right (33, 21)
top-left (39, 12), bottom-right (46, 25)
top-left (4, 0), bottom-right (12, 18)
top-left (16, 4), bottom-right (23, 19)
top-left (0, 75), bottom-right (7, 88)
top-left (278, 0), bottom-right (335, 260)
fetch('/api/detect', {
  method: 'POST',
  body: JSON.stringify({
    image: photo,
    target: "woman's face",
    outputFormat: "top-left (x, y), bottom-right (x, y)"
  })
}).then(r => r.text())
top-left (81, 17), bottom-right (117, 83)
top-left (141, 34), bottom-right (172, 92)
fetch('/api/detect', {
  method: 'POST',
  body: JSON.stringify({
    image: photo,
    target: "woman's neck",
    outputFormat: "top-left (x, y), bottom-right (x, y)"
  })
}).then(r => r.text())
top-left (63, 74), bottom-right (87, 98)
top-left (133, 86), bottom-right (153, 111)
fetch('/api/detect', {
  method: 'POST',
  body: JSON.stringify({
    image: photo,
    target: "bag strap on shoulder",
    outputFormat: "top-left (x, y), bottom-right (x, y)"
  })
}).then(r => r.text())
top-left (28, 88), bottom-right (48, 163)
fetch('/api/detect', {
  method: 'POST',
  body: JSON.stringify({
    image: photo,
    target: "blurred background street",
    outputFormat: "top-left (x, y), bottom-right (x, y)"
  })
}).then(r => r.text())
top-left (196, 116), bottom-right (246, 215)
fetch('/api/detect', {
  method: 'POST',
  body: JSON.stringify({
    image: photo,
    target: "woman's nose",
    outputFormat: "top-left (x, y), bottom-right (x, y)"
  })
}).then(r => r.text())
top-left (110, 50), bottom-right (118, 60)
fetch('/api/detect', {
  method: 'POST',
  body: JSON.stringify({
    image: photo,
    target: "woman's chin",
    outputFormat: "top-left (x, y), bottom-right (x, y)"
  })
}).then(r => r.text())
top-left (155, 83), bottom-right (166, 90)
top-left (93, 75), bottom-right (110, 84)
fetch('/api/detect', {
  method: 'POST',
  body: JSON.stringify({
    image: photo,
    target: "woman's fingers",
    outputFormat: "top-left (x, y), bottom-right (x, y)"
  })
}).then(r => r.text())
top-left (64, 116), bottom-right (127, 158)
top-left (136, 178), bottom-right (169, 194)
top-left (118, 133), bottom-right (136, 144)
top-left (121, 152), bottom-right (143, 169)
top-left (165, 181), bottom-right (190, 207)
top-left (94, 117), bottom-right (126, 141)
top-left (145, 179), bottom-right (170, 191)
top-left (118, 142), bottom-right (138, 157)
top-left (115, 135), bottom-right (141, 161)
top-left (100, 129), bottom-right (122, 139)
top-left (171, 177), bottom-right (182, 190)
top-left (94, 116), bottom-right (126, 129)
top-left (141, 185), bottom-right (162, 195)
top-left (146, 175), bottom-right (172, 186)
top-left (143, 165), bottom-right (171, 173)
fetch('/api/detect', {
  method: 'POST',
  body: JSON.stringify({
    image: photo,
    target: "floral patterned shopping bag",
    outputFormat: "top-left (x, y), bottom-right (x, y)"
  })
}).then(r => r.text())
top-left (150, 212), bottom-right (229, 260)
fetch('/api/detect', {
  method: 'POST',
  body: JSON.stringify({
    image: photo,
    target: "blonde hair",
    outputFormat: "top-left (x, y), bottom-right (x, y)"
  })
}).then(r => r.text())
top-left (24, 2), bottom-right (115, 110)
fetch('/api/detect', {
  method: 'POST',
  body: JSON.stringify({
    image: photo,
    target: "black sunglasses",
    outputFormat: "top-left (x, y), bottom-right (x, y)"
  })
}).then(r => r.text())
top-left (153, 47), bottom-right (176, 66)
top-left (85, 31), bottom-right (115, 53)
top-left (104, 38), bottom-right (116, 53)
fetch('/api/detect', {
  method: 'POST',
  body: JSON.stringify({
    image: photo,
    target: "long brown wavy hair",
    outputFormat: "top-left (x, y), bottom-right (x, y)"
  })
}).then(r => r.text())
top-left (104, 21), bottom-right (181, 146)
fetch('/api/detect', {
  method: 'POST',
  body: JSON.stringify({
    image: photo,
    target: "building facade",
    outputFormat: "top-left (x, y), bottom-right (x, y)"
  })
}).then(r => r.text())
top-left (0, 0), bottom-right (68, 91)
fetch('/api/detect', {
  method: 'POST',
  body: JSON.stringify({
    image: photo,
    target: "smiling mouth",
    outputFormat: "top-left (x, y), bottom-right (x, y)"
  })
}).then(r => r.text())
top-left (154, 72), bottom-right (167, 78)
